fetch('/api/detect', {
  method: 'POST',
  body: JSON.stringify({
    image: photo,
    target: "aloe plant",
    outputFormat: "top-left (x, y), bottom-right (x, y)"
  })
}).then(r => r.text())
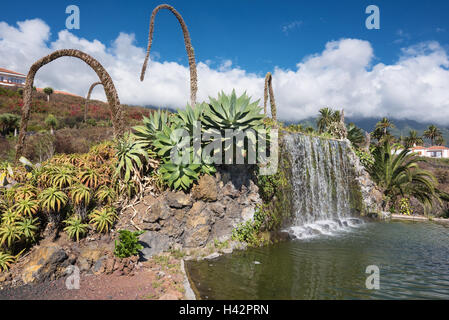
top-left (39, 187), bottom-right (68, 213)
top-left (0, 251), bottom-right (15, 272)
top-left (89, 207), bottom-right (117, 233)
top-left (115, 134), bottom-right (149, 183)
top-left (63, 215), bottom-right (89, 242)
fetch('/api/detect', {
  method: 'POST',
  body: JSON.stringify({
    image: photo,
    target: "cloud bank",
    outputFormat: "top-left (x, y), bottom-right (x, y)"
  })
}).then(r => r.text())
top-left (1, 19), bottom-right (449, 125)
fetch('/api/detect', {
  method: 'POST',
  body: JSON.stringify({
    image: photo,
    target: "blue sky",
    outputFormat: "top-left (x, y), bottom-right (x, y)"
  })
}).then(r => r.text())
top-left (2, 0), bottom-right (448, 74)
top-left (1, 1), bottom-right (449, 124)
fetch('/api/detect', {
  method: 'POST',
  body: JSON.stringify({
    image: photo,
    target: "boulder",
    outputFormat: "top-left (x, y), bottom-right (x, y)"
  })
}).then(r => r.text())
top-left (192, 175), bottom-right (218, 202)
top-left (183, 225), bottom-right (211, 248)
top-left (146, 202), bottom-right (171, 223)
top-left (21, 244), bottom-right (68, 284)
top-left (166, 191), bottom-right (192, 209)
top-left (139, 231), bottom-right (172, 260)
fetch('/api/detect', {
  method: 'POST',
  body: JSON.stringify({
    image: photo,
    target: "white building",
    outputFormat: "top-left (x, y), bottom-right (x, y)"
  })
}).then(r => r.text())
top-left (411, 146), bottom-right (449, 159)
top-left (0, 68), bottom-right (26, 87)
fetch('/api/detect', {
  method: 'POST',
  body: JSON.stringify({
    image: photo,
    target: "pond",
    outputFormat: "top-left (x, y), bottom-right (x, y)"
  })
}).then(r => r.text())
top-left (186, 221), bottom-right (449, 299)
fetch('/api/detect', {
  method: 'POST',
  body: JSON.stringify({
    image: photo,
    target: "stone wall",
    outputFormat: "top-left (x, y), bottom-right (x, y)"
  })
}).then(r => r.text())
top-left (119, 165), bottom-right (262, 259)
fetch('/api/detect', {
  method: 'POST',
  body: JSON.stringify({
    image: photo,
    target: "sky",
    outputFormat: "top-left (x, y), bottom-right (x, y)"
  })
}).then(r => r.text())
top-left (1, 0), bottom-right (449, 124)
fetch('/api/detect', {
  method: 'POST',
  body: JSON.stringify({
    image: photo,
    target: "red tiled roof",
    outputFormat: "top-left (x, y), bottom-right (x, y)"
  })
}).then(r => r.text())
top-left (412, 146), bottom-right (449, 151)
top-left (427, 146), bottom-right (449, 150)
top-left (0, 68), bottom-right (26, 76)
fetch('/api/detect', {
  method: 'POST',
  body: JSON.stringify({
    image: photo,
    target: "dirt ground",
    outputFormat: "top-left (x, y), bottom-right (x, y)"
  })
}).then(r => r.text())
top-left (0, 256), bottom-right (187, 300)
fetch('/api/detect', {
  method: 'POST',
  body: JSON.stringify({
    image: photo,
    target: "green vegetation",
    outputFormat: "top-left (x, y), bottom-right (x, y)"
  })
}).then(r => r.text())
top-left (89, 207), bottom-right (117, 233)
top-left (231, 206), bottom-right (271, 247)
top-left (114, 229), bottom-right (144, 258)
top-left (131, 90), bottom-right (266, 191)
top-left (423, 125), bottom-right (443, 146)
top-left (43, 87), bottom-right (54, 102)
top-left (368, 140), bottom-right (438, 211)
top-left (63, 215), bottom-right (89, 242)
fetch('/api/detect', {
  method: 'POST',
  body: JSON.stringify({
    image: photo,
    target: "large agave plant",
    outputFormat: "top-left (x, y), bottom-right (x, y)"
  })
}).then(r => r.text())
top-left (159, 162), bottom-right (201, 191)
top-left (133, 109), bottom-right (170, 147)
top-left (152, 124), bottom-right (191, 160)
top-left (202, 90), bottom-right (264, 132)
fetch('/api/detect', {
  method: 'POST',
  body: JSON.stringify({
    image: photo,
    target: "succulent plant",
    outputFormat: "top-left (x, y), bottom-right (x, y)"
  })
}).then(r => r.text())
top-left (159, 162), bottom-right (201, 191)
top-left (133, 109), bottom-right (171, 147)
top-left (63, 215), bottom-right (89, 242)
top-left (203, 90), bottom-right (264, 132)
top-left (115, 134), bottom-right (149, 183)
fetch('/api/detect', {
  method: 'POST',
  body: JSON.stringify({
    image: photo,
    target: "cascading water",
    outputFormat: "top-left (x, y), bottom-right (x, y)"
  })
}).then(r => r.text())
top-left (283, 133), bottom-right (365, 239)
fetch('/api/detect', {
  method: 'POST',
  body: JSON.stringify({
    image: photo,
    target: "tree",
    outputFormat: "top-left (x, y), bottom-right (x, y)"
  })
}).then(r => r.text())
top-left (368, 140), bottom-right (437, 211)
top-left (404, 130), bottom-right (423, 148)
top-left (0, 113), bottom-right (20, 136)
top-left (264, 72), bottom-right (277, 122)
top-left (435, 136), bottom-right (446, 146)
top-left (141, 4), bottom-right (197, 107)
top-left (44, 114), bottom-right (59, 134)
top-left (423, 125), bottom-right (442, 146)
top-left (43, 87), bottom-right (54, 102)
top-left (374, 117), bottom-right (395, 137)
top-left (15, 49), bottom-right (124, 163)
top-left (317, 108), bottom-right (334, 133)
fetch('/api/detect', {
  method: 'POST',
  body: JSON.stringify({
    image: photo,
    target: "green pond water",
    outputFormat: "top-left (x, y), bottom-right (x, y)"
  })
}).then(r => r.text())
top-left (186, 221), bottom-right (449, 300)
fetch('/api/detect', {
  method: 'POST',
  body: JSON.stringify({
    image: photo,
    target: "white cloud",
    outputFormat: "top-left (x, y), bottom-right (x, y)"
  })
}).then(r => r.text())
top-left (1, 19), bottom-right (449, 125)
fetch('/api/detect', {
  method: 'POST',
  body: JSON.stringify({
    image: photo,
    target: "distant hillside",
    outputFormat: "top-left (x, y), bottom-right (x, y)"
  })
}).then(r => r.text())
top-left (0, 86), bottom-right (152, 162)
top-left (284, 116), bottom-right (449, 147)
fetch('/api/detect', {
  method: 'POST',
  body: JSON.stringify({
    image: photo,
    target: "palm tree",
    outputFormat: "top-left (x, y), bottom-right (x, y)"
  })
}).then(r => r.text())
top-left (375, 117), bottom-right (395, 137)
top-left (404, 130), bottom-right (423, 148)
top-left (317, 108), bottom-right (334, 133)
top-left (140, 4), bottom-right (197, 107)
top-left (368, 140), bottom-right (437, 210)
top-left (423, 125), bottom-right (442, 146)
top-left (15, 49), bottom-right (124, 163)
top-left (43, 87), bottom-right (53, 102)
top-left (264, 72), bottom-right (277, 122)
top-left (84, 82), bottom-right (102, 122)
top-left (435, 136), bottom-right (446, 146)
top-left (0, 113), bottom-right (20, 136)
top-left (45, 114), bottom-right (58, 135)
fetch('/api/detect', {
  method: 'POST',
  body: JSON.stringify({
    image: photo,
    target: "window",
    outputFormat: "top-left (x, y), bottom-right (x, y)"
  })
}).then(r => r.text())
top-left (429, 151), bottom-right (442, 158)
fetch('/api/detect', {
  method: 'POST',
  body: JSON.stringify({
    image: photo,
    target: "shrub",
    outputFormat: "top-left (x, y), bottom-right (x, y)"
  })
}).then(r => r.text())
top-left (114, 230), bottom-right (144, 258)
top-left (399, 198), bottom-right (412, 216)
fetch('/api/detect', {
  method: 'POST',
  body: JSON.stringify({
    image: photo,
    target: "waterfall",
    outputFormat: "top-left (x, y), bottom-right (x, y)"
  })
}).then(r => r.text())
top-left (283, 133), bottom-right (364, 239)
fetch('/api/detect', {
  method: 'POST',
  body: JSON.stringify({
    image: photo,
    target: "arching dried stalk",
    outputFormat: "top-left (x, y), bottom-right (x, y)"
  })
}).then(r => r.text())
top-left (264, 72), bottom-right (277, 121)
top-left (84, 81), bottom-right (103, 122)
top-left (15, 49), bottom-right (124, 162)
top-left (140, 4), bottom-right (198, 107)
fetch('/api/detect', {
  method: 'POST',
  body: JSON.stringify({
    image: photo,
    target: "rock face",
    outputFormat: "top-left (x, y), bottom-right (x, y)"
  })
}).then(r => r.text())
top-left (21, 244), bottom-right (68, 284)
top-left (125, 166), bottom-right (262, 252)
top-left (139, 231), bottom-right (171, 260)
top-left (345, 140), bottom-right (384, 215)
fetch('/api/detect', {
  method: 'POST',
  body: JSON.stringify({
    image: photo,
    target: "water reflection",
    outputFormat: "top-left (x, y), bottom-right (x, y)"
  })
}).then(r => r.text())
top-left (187, 221), bottom-right (449, 300)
